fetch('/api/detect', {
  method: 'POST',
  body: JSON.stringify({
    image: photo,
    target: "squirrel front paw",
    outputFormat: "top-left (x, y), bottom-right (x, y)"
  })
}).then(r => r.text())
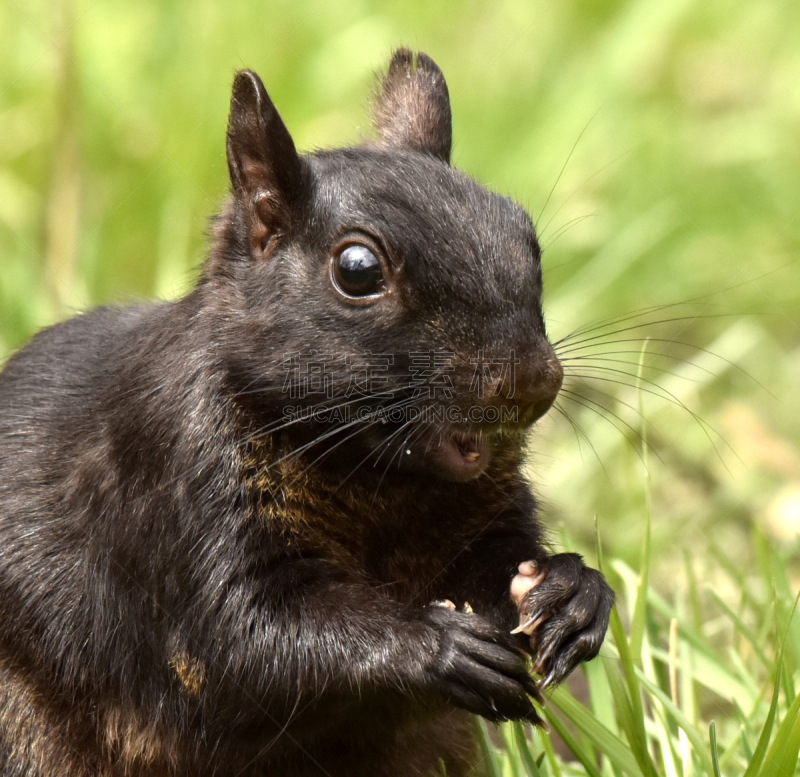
top-left (510, 554), bottom-right (613, 689)
top-left (422, 602), bottom-right (543, 725)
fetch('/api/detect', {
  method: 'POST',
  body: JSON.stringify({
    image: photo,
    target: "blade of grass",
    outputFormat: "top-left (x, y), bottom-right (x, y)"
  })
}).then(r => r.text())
top-left (607, 607), bottom-right (659, 777)
top-left (629, 346), bottom-right (651, 663)
top-left (544, 705), bottom-right (603, 777)
top-left (476, 719), bottom-right (502, 777)
top-left (754, 530), bottom-right (799, 701)
top-left (709, 722), bottom-right (722, 777)
top-left (511, 722), bottom-right (543, 777)
top-left (642, 627), bottom-right (681, 776)
top-left (499, 722), bottom-right (522, 777)
top-left (549, 679), bottom-right (644, 776)
top-left (757, 690), bottom-right (800, 777)
top-left (539, 725), bottom-right (563, 777)
top-left (634, 668), bottom-right (716, 775)
top-left (705, 587), bottom-right (770, 670)
top-left (585, 657), bottom-right (620, 739)
top-left (742, 666), bottom-right (783, 777)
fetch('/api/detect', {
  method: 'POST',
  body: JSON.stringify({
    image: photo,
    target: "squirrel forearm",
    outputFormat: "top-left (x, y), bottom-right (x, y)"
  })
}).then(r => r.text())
top-left (182, 568), bottom-right (539, 728)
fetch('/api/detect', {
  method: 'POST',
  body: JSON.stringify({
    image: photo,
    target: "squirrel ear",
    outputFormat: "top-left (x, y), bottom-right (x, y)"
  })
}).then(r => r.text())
top-left (226, 70), bottom-right (303, 256)
top-left (371, 49), bottom-right (452, 164)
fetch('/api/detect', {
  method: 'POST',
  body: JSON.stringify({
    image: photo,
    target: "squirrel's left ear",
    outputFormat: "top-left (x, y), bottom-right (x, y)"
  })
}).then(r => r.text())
top-left (226, 70), bottom-right (303, 258)
top-left (371, 49), bottom-right (452, 164)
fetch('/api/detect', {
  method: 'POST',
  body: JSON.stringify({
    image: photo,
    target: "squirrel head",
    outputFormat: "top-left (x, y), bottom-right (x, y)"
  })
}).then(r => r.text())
top-left (204, 49), bottom-right (563, 483)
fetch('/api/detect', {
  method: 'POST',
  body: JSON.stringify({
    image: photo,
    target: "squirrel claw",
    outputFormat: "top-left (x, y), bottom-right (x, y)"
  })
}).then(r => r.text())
top-left (510, 613), bottom-right (544, 636)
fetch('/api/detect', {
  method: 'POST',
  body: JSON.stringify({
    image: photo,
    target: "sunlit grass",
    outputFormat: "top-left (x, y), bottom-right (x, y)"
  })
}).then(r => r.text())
top-left (480, 522), bottom-right (800, 776)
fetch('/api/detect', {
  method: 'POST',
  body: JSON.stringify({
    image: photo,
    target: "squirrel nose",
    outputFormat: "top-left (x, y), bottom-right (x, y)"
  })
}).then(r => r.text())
top-left (516, 350), bottom-right (563, 425)
top-left (525, 358), bottom-right (563, 423)
top-left (479, 344), bottom-right (563, 426)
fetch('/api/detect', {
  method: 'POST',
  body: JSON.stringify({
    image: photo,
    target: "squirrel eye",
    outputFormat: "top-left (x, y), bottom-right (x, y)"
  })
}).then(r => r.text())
top-left (332, 244), bottom-right (385, 298)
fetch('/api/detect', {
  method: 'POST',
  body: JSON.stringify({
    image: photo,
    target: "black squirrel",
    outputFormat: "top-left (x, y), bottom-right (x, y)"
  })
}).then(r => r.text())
top-left (0, 50), bottom-right (613, 776)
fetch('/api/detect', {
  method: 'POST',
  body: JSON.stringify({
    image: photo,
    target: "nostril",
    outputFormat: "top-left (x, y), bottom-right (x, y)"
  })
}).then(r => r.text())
top-left (517, 353), bottom-right (562, 426)
top-left (516, 392), bottom-right (556, 426)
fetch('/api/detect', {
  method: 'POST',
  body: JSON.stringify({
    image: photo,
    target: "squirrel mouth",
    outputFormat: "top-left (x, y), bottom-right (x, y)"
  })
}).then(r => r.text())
top-left (432, 431), bottom-right (492, 482)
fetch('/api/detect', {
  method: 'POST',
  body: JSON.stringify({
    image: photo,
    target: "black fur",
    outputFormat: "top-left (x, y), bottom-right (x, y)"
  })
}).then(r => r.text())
top-left (0, 49), bottom-right (613, 776)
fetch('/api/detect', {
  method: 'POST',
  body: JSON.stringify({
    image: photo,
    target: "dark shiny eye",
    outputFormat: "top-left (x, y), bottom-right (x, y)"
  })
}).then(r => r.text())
top-left (332, 244), bottom-right (385, 298)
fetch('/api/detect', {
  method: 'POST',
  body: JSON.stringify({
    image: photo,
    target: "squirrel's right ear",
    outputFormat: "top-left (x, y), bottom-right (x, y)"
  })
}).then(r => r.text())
top-left (371, 49), bottom-right (452, 164)
top-left (226, 70), bottom-right (303, 258)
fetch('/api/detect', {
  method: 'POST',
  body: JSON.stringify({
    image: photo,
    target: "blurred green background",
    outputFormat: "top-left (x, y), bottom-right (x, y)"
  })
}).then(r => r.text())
top-left (2, 0), bottom-right (799, 585)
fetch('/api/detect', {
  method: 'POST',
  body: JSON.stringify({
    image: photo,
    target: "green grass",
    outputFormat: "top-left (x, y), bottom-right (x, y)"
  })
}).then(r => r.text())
top-left (2, 1), bottom-right (799, 774)
top-left (480, 522), bottom-right (800, 776)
